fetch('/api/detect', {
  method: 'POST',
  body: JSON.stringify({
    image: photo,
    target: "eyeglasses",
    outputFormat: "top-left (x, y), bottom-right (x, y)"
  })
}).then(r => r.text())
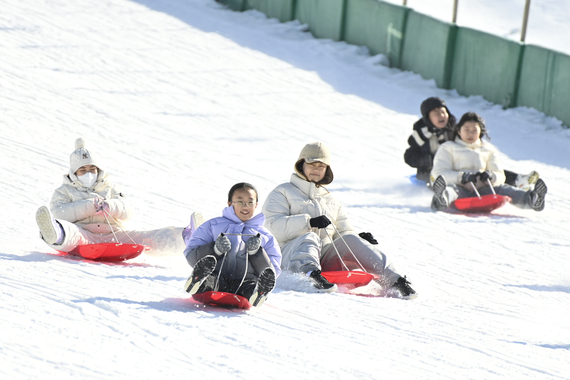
top-left (231, 201), bottom-right (257, 207)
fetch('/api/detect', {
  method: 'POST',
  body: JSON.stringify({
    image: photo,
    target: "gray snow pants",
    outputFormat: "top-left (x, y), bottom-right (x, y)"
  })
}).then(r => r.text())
top-left (280, 232), bottom-right (400, 287)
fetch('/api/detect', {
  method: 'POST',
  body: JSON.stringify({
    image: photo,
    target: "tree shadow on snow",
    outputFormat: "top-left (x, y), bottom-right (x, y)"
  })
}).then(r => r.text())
top-left (76, 296), bottom-right (249, 315)
top-left (505, 284), bottom-right (570, 293)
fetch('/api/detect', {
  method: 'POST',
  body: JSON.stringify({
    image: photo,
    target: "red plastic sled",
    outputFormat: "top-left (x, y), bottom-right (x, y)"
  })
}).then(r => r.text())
top-left (321, 271), bottom-right (379, 290)
top-left (192, 291), bottom-right (252, 310)
top-left (65, 243), bottom-right (146, 262)
top-left (453, 194), bottom-right (511, 213)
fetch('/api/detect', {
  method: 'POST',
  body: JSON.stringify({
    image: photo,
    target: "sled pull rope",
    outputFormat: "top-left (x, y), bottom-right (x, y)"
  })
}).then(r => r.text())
top-left (101, 208), bottom-right (137, 244)
top-left (323, 217), bottom-right (367, 273)
top-left (323, 228), bottom-right (350, 272)
top-left (469, 181), bottom-right (482, 199)
top-left (486, 179), bottom-right (497, 196)
top-left (213, 233), bottom-right (250, 293)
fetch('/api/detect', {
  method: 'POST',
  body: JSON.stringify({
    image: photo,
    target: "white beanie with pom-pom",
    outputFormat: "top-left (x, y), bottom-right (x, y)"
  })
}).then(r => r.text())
top-left (69, 138), bottom-right (98, 174)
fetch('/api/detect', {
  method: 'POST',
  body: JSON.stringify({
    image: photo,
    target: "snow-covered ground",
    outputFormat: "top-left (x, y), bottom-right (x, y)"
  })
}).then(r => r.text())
top-left (1, 0), bottom-right (569, 378)
top-left (384, 0), bottom-right (570, 55)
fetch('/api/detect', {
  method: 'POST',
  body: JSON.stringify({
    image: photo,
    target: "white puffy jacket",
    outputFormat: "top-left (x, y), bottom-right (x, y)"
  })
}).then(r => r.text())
top-left (262, 173), bottom-right (353, 248)
top-left (49, 170), bottom-right (132, 234)
top-left (431, 138), bottom-right (506, 189)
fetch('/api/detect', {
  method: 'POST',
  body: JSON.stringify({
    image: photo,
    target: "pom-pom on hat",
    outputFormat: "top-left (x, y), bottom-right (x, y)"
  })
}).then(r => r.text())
top-left (69, 137), bottom-right (97, 174)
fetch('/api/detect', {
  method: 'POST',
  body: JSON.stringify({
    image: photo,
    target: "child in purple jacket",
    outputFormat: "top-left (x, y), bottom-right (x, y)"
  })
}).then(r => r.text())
top-left (183, 182), bottom-right (281, 307)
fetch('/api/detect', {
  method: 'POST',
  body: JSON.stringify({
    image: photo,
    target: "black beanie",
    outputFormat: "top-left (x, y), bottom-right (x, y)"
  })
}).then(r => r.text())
top-left (421, 97), bottom-right (447, 120)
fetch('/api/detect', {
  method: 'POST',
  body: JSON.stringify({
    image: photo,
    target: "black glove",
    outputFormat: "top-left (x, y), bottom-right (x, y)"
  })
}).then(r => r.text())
top-left (359, 232), bottom-right (378, 245)
top-left (417, 154), bottom-right (432, 169)
top-left (461, 172), bottom-right (479, 184)
top-left (309, 215), bottom-right (332, 229)
top-left (479, 170), bottom-right (492, 182)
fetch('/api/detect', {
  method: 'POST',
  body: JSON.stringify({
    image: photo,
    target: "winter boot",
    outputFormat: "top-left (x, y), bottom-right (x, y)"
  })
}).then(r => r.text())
top-left (390, 276), bottom-right (416, 298)
top-left (516, 171), bottom-right (539, 191)
top-left (431, 175), bottom-right (448, 211)
top-left (184, 255), bottom-right (217, 294)
top-left (182, 211), bottom-right (205, 245)
top-left (530, 178), bottom-right (547, 211)
top-left (249, 267), bottom-right (276, 307)
top-left (309, 270), bottom-right (338, 293)
top-left (36, 206), bottom-right (64, 245)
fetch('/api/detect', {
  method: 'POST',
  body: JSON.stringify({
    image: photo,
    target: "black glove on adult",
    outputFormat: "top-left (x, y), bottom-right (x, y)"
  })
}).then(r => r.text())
top-left (461, 172), bottom-right (479, 184)
top-left (359, 232), bottom-right (378, 245)
top-left (479, 170), bottom-right (492, 182)
top-left (309, 215), bottom-right (332, 229)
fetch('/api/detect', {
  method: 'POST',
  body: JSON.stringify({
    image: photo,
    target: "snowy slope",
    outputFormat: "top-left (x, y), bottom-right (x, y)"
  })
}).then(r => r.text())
top-left (1, 0), bottom-right (569, 379)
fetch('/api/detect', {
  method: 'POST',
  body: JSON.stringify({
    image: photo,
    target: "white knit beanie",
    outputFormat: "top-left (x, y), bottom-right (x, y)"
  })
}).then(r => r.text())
top-left (297, 142), bottom-right (331, 165)
top-left (69, 138), bottom-right (97, 174)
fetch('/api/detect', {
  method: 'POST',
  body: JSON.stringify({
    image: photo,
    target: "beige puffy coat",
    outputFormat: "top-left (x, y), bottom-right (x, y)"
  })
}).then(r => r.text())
top-left (431, 138), bottom-right (506, 189)
top-left (49, 170), bottom-right (132, 235)
top-left (262, 173), bottom-right (353, 248)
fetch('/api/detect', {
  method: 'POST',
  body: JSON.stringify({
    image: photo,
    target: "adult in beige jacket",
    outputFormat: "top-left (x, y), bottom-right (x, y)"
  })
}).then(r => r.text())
top-left (262, 142), bottom-right (415, 297)
top-left (430, 112), bottom-right (547, 212)
top-left (35, 138), bottom-right (186, 255)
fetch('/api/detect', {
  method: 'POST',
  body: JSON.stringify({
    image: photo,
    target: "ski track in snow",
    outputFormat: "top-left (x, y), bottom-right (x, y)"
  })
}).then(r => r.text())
top-left (1, 0), bottom-right (569, 379)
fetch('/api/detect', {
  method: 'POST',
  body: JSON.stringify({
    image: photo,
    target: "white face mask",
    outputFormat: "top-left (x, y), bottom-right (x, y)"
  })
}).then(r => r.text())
top-left (78, 172), bottom-right (97, 188)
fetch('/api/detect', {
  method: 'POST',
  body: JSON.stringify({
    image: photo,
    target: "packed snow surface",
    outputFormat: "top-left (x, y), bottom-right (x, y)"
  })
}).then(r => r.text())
top-left (1, 0), bottom-right (569, 379)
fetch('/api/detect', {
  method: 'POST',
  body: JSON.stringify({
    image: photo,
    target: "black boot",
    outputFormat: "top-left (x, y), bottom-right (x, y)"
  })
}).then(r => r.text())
top-left (249, 268), bottom-right (276, 307)
top-left (309, 270), bottom-right (337, 292)
top-left (184, 255), bottom-right (217, 294)
top-left (391, 276), bottom-right (416, 298)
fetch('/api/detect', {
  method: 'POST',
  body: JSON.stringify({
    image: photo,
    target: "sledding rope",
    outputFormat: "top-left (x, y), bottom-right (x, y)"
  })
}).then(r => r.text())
top-left (469, 181), bottom-right (482, 199)
top-left (101, 208), bottom-right (119, 243)
top-left (213, 233), bottom-right (249, 294)
top-left (486, 179), bottom-right (497, 196)
top-left (327, 222), bottom-right (368, 273)
top-left (101, 208), bottom-right (137, 244)
top-left (323, 228), bottom-right (351, 272)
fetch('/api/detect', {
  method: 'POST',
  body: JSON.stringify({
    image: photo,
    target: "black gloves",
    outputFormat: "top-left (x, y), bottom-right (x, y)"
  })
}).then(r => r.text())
top-left (359, 232), bottom-right (378, 245)
top-left (461, 172), bottom-right (479, 184)
top-left (479, 170), bottom-right (492, 182)
top-left (310, 215), bottom-right (332, 229)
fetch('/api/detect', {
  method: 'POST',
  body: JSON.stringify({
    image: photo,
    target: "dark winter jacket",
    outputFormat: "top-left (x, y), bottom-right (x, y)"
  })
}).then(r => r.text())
top-left (404, 117), bottom-right (455, 182)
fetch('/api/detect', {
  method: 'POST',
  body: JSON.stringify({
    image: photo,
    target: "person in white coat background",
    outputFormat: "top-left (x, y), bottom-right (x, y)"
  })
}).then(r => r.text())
top-left (262, 142), bottom-right (416, 298)
top-left (35, 137), bottom-right (187, 255)
top-left (430, 112), bottom-right (548, 212)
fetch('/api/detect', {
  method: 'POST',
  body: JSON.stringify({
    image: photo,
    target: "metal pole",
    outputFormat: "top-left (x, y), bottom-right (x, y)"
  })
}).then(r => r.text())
top-left (452, 0), bottom-right (458, 23)
top-left (521, 0), bottom-right (531, 42)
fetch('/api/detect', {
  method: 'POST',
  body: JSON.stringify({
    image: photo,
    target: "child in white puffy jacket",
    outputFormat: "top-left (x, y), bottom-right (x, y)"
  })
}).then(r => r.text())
top-left (430, 112), bottom-right (548, 212)
top-left (35, 138), bottom-right (187, 255)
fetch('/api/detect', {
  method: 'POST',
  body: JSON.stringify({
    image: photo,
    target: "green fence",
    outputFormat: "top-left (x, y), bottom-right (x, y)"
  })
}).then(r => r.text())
top-left (450, 28), bottom-right (523, 108)
top-left (244, 0), bottom-right (296, 22)
top-left (217, 0), bottom-right (570, 127)
top-left (517, 45), bottom-right (570, 125)
top-left (343, 0), bottom-right (408, 67)
top-left (294, 0), bottom-right (346, 41)
top-left (400, 11), bottom-right (456, 88)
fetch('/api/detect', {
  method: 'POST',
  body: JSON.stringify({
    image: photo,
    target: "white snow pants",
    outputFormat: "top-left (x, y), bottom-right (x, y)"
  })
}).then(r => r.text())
top-left (280, 232), bottom-right (400, 286)
top-left (45, 220), bottom-right (185, 256)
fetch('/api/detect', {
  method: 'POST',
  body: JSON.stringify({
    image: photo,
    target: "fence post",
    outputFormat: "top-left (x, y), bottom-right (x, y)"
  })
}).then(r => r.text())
top-left (520, 0), bottom-right (531, 42)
